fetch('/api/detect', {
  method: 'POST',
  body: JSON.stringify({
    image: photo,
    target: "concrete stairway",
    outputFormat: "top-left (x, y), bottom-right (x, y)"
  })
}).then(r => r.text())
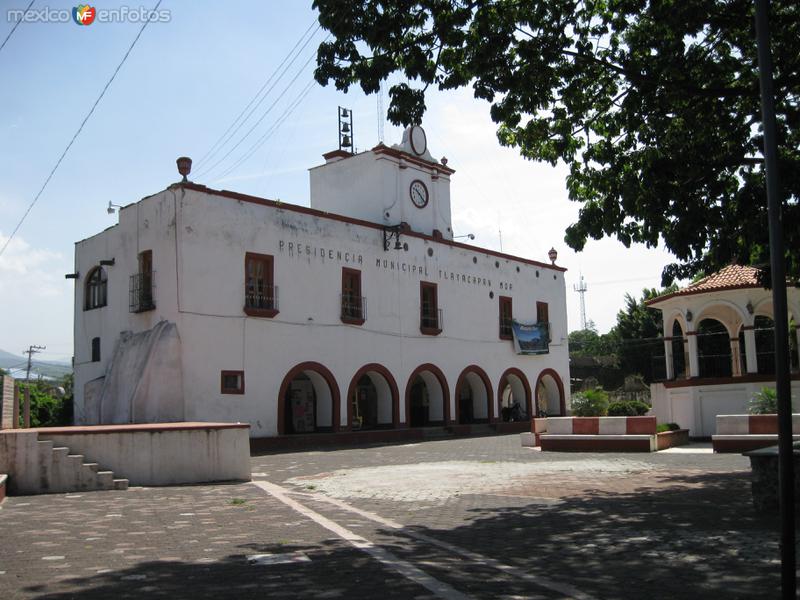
top-left (34, 439), bottom-right (128, 494)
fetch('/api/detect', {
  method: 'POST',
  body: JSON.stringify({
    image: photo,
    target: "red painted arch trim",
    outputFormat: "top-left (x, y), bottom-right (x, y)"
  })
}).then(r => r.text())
top-left (277, 362), bottom-right (341, 435)
top-left (454, 365), bottom-right (495, 424)
top-left (404, 364), bottom-right (451, 426)
top-left (497, 367), bottom-right (533, 420)
top-left (346, 363), bottom-right (401, 430)
top-left (535, 368), bottom-right (566, 416)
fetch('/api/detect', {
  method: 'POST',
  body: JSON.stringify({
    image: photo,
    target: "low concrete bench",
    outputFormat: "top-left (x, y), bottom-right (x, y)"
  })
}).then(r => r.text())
top-left (522, 416), bottom-right (661, 452)
top-left (712, 414), bottom-right (800, 453)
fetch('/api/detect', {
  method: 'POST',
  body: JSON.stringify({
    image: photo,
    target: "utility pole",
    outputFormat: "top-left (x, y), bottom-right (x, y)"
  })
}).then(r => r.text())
top-left (574, 274), bottom-right (588, 330)
top-left (23, 345), bottom-right (45, 383)
top-left (754, 1), bottom-right (794, 596)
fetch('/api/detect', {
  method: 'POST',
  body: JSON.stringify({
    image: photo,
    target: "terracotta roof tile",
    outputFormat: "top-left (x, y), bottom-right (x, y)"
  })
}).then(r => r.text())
top-left (647, 264), bottom-right (761, 305)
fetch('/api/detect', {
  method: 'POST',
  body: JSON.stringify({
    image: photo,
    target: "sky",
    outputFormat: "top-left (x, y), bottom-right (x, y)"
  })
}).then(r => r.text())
top-left (0, 1), bottom-right (682, 362)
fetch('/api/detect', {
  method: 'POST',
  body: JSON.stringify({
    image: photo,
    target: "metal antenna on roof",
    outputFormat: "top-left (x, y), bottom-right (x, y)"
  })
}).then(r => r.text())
top-left (574, 274), bottom-right (588, 330)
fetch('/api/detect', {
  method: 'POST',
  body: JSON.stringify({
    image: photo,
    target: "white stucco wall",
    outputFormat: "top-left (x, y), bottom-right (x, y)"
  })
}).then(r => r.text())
top-left (73, 147), bottom-right (570, 438)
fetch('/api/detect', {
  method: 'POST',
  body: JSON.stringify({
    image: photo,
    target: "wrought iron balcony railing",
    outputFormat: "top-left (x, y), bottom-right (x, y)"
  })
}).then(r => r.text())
top-left (340, 294), bottom-right (366, 322)
top-left (129, 271), bottom-right (155, 313)
top-left (244, 284), bottom-right (279, 313)
top-left (421, 305), bottom-right (443, 332)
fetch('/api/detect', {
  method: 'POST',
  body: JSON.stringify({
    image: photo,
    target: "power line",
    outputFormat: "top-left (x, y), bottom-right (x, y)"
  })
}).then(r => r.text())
top-left (0, 0), bottom-right (34, 55)
top-left (0, 0), bottom-right (162, 260)
top-left (214, 79), bottom-right (318, 180)
top-left (194, 19), bottom-right (320, 169)
top-left (194, 35), bottom-right (323, 179)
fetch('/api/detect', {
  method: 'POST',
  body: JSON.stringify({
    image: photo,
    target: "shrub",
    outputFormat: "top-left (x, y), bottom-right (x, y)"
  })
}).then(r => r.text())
top-left (657, 422), bottom-right (681, 433)
top-left (608, 400), bottom-right (650, 416)
top-left (571, 388), bottom-right (609, 416)
top-left (748, 387), bottom-right (778, 415)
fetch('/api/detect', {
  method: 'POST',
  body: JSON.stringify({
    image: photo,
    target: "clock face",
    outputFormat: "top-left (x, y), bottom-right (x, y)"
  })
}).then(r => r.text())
top-left (409, 180), bottom-right (429, 208)
top-left (410, 125), bottom-right (427, 155)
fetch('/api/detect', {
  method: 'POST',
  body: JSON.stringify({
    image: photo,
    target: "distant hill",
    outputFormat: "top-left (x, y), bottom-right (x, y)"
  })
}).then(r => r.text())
top-left (0, 349), bottom-right (72, 380)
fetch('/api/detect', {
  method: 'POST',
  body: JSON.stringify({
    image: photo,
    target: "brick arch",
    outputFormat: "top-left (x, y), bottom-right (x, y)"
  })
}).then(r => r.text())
top-left (454, 365), bottom-right (494, 424)
top-left (277, 362), bottom-right (340, 435)
top-left (346, 363), bottom-right (400, 429)
top-left (535, 368), bottom-right (566, 416)
top-left (497, 367), bottom-right (532, 419)
top-left (404, 363), bottom-right (450, 426)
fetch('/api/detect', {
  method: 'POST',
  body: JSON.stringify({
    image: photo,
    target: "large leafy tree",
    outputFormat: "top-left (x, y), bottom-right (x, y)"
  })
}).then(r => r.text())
top-left (313, 0), bottom-right (800, 284)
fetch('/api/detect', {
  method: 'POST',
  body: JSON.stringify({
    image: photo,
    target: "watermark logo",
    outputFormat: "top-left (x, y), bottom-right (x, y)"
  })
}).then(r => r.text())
top-left (72, 5), bottom-right (96, 26)
top-left (6, 5), bottom-right (171, 24)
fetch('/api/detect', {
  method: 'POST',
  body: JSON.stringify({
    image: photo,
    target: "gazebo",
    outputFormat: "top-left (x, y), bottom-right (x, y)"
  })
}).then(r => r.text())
top-left (647, 265), bottom-right (800, 437)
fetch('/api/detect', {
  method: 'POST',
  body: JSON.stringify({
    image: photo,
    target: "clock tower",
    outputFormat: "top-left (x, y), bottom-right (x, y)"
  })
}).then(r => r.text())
top-left (309, 125), bottom-right (454, 239)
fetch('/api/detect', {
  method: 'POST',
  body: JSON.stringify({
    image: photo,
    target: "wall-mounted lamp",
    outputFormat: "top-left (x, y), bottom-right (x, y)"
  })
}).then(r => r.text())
top-left (454, 234), bottom-right (475, 241)
top-left (100, 258), bottom-right (115, 267)
top-left (686, 310), bottom-right (693, 322)
top-left (382, 224), bottom-right (404, 251)
top-left (548, 247), bottom-right (558, 264)
top-left (107, 201), bottom-right (123, 214)
top-left (746, 300), bottom-right (754, 315)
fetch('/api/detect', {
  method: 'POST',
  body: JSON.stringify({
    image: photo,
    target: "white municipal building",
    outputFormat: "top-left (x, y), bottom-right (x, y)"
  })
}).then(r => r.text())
top-left (72, 126), bottom-right (570, 439)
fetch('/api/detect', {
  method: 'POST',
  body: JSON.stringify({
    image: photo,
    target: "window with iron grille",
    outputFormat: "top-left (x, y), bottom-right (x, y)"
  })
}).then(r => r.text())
top-left (244, 252), bottom-right (278, 317)
top-left (499, 296), bottom-right (513, 339)
top-left (221, 370), bottom-right (244, 394)
top-left (129, 250), bottom-right (155, 313)
top-left (84, 266), bottom-right (107, 310)
top-left (420, 281), bottom-right (442, 335)
top-left (537, 301), bottom-right (551, 341)
top-left (341, 267), bottom-right (365, 324)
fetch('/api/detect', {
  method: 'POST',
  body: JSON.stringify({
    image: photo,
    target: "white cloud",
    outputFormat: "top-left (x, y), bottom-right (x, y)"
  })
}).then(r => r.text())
top-left (0, 233), bottom-right (73, 359)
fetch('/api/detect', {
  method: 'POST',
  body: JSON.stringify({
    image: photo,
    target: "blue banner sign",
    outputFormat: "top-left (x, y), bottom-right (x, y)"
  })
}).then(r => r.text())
top-left (512, 321), bottom-right (549, 355)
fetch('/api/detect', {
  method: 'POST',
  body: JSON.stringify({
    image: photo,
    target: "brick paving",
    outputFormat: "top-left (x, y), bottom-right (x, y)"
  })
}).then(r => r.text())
top-left (0, 434), bottom-right (786, 599)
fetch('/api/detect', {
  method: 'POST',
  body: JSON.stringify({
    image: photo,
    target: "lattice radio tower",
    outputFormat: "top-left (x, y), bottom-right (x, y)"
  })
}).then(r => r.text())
top-left (574, 274), bottom-right (588, 330)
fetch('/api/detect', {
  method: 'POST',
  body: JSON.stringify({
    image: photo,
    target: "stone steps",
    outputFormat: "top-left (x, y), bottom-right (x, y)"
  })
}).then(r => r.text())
top-left (34, 439), bottom-right (128, 494)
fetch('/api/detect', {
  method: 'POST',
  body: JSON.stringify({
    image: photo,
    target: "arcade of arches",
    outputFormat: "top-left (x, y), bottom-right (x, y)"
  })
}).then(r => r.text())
top-left (276, 362), bottom-right (565, 434)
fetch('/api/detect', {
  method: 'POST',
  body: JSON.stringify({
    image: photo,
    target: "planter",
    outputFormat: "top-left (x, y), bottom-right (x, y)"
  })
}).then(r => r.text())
top-left (744, 445), bottom-right (800, 513)
top-left (712, 414), bottom-right (800, 453)
top-left (656, 429), bottom-right (689, 450)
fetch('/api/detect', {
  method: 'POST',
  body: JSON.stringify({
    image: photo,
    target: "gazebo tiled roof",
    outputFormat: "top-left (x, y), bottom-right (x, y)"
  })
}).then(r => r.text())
top-left (647, 265), bottom-right (761, 306)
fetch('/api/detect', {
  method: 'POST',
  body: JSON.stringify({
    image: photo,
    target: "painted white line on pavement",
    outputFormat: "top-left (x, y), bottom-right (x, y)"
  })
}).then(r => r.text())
top-left (250, 480), bottom-right (474, 600)
top-left (304, 491), bottom-right (597, 600)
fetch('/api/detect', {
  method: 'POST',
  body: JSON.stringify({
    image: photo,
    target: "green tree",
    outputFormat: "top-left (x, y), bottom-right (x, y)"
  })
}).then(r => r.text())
top-left (314, 0), bottom-right (800, 284)
top-left (612, 286), bottom-right (677, 381)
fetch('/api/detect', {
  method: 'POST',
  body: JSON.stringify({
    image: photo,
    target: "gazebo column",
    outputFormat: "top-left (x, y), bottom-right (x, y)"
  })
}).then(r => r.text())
top-left (742, 326), bottom-right (758, 374)
top-left (687, 332), bottom-right (699, 377)
top-left (730, 337), bottom-right (742, 377)
top-left (663, 338), bottom-right (674, 380)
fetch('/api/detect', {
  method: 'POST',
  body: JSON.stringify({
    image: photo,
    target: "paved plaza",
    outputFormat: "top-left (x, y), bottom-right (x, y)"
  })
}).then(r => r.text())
top-left (0, 434), bottom-right (785, 599)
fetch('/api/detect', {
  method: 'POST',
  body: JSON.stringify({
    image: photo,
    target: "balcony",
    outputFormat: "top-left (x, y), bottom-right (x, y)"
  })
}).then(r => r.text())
top-left (244, 284), bottom-right (279, 318)
top-left (420, 306), bottom-right (443, 335)
top-left (129, 271), bottom-right (155, 313)
top-left (499, 316), bottom-right (513, 339)
top-left (340, 294), bottom-right (366, 325)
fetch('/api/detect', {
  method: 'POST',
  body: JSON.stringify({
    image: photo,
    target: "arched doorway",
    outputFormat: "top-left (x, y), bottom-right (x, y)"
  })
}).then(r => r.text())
top-left (497, 368), bottom-right (532, 421)
top-left (454, 366), bottom-right (493, 424)
top-left (346, 364), bottom-right (399, 430)
top-left (277, 362), bottom-right (340, 435)
top-left (697, 318), bottom-right (732, 378)
top-left (535, 369), bottom-right (565, 416)
top-left (405, 364), bottom-right (449, 427)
